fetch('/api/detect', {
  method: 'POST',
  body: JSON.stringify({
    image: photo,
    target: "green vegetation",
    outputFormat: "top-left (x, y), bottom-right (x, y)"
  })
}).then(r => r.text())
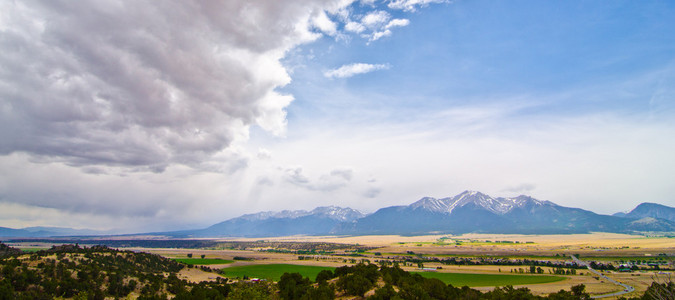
top-left (221, 264), bottom-right (334, 281)
top-left (414, 272), bottom-right (566, 287)
top-left (172, 258), bottom-right (234, 265)
top-left (1, 242), bottom-right (671, 299)
top-left (15, 247), bottom-right (49, 253)
top-left (0, 243), bottom-right (190, 298)
top-left (579, 256), bottom-right (671, 262)
top-left (380, 252), bottom-right (564, 261)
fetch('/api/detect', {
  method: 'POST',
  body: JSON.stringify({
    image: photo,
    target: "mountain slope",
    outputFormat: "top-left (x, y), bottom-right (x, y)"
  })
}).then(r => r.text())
top-left (620, 203), bottom-right (675, 222)
top-left (190, 206), bottom-right (365, 237)
top-left (0, 226), bottom-right (106, 238)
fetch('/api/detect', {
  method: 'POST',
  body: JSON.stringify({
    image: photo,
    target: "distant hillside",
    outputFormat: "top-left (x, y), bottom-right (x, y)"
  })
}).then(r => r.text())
top-left (0, 226), bottom-right (33, 238)
top-left (188, 206), bottom-right (366, 238)
top-left (618, 202), bottom-right (675, 222)
top-left (179, 191), bottom-right (674, 238)
top-left (0, 226), bottom-right (107, 238)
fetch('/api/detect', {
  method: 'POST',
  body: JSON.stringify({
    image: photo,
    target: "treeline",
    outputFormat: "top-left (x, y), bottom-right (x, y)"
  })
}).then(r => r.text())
top-left (218, 241), bottom-right (373, 252)
top-left (278, 263), bottom-right (671, 300)
top-left (5, 239), bottom-right (220, 249)
top-left (0, 243), bottom-right (22, 258)
top-left (390, 256), bottom-right (623, 271)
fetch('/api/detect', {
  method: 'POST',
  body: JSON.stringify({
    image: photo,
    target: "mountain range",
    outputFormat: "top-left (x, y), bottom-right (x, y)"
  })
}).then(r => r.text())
top-left (181, 206), bottom-right (366, 238)
top-left (2, 191), bottom-right (673, 238)
top-left (175, 190), bottom-right (674, 237)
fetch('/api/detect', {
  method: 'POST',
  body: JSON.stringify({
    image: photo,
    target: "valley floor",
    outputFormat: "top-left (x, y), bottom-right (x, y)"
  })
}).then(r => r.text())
top-left (115, 232), bottom-right (674, 299)
top-left (7, 232), bottom-right (673, 299)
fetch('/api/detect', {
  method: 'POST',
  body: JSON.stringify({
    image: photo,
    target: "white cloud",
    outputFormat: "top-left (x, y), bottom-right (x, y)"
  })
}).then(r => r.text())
top-left (345, 21), bottom-right (366, 33)
top-left (362, 10), bottom-right (391, 28)
top-left (386, 18), bottom-right (411, 29)
top-left (324, 63), bottom-right (391, 78)
top-left (312, 10), bottom-right (338, 36)
top-left (388, 0), bottom-right (448, 12)
top-left (349, 12), bottom-right (409, 42)
top-left (369, 30), bottom-right (393, 42)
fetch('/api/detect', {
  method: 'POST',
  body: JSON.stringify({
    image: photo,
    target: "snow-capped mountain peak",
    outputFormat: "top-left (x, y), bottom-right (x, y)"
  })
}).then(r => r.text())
top-left (235, 206), bottom-right (365, 222)
top-left (424, 191), bottom-right (556, 215)
top-left (410, 197), bottom-right (450, 213)
top-left (310, 206), bottom-right (366, 221)
top-left (446, 190), bottom-right (503, 214)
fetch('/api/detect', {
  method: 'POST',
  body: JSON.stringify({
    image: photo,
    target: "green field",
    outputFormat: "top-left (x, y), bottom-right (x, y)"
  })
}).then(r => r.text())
top-left (220, 264), bottom-right (566, 286)
top-left (17, 248), bottom-right (49, 253)
top-left (415, 272), bottom-right (566, 287)
top-left (172, 258), bottom-right (234, 265)
top-left (221, 264), bottom-right (334, 281)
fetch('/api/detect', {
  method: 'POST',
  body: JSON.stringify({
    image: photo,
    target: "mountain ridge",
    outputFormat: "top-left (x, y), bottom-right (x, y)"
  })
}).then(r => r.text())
top-left (185, 190), bottom-right (675, 237)
top-left (618, 202), bottom-right (675, 222)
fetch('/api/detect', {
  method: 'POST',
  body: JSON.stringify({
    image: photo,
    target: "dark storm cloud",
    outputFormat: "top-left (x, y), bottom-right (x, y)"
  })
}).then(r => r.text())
top-left (0, 0), bottom-right (345, 171)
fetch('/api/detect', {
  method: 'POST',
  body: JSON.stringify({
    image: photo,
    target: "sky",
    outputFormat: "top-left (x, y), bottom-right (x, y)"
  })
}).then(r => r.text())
top-left (1, 0), bottom-right (674, 233)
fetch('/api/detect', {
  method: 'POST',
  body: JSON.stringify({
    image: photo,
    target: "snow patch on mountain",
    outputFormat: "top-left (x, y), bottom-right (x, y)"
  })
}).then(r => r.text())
top-left (235, 206), bottom-right (365, 222)
top-left (410, 191), bottom-right (554, 215)
top-left (410, 197), bottom-right (450, 213)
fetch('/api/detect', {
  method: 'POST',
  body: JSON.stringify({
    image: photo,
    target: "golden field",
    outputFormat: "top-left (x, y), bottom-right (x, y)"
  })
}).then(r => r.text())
top-left (118, 232), bottom-right (674, 299)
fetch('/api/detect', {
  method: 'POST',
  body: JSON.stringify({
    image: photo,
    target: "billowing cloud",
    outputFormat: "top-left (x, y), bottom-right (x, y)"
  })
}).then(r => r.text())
top-left (362, 11), bottom-right (391, 28)
top-left (312, 10), bottom-right (338, 36)
top-left (0, 0), bottom-right (354, 172)
top-left (0, 0), bottom-right (474, 233)
top-left (324, 63), bottom-right (390, 78)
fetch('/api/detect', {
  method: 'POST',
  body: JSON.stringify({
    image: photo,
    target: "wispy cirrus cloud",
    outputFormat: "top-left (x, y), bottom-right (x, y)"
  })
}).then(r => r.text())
top-left (324, 63), bottom-right (391, 78)
top-left (388, 0), bottom-right (449, 12)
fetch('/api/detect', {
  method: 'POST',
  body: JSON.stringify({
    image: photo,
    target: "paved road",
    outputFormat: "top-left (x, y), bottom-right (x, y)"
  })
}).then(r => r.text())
top-left (570, 255), bottom-right (635, 298)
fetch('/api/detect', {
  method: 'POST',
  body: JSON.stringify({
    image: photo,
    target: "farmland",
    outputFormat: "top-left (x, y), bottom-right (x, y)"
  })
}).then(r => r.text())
top-left (414, 272), bottom-right (566, 287)
top-left (5, 232), bottom-right (673, 298)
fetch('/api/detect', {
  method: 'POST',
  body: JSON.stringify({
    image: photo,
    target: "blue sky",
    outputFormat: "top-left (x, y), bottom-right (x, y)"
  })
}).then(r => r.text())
top-left (287, 1), bottom-right (674, 120)
top-left (0, 0), bottom-right (673, 232)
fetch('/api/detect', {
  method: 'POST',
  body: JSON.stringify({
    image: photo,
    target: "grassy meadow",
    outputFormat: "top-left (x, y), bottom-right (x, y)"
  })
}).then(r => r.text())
top-left (414, 272), bottom-right (567, 287)
top-left (219, 263), bottom-right (567, 287)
